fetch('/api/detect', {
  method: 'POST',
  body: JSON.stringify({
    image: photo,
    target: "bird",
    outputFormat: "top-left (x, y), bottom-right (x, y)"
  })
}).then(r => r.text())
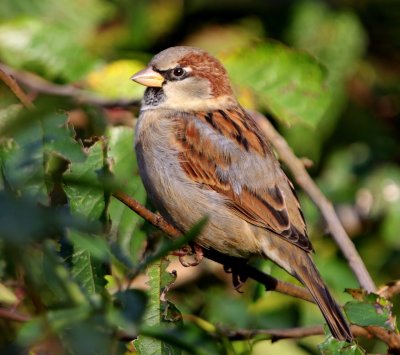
top-left (130, 46), bottom-right (353, 342)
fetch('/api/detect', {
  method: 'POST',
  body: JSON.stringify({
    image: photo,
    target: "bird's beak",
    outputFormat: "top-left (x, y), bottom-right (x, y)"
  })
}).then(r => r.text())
top-left (131, 66), bottom-right (164, 87)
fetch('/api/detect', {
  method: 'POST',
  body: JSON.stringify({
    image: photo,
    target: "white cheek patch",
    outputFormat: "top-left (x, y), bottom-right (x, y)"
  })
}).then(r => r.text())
top-left (161, 78), bottom-right (212, 109)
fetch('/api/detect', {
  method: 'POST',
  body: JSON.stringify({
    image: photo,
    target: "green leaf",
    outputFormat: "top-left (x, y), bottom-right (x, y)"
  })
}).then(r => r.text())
top-left (224, 42), bottom-right (330, 127)
top-left (344, 291), bottom-right (396, 330)
top-left (362, 165), bottom-right (400, 248)
top-left (283, 1), bottom-right (367, 161)
top-left (0, 0), bottom-right (111, 81)
top-left (134, 258), bottom-right (182, 355)
top-left (46, 305), bottom-right (91, 332)
top-left (64, 140), bottom-right (107, 219)
top-left (0, 110), bottom-right (85, 199)
top-left (345, 301), bottom-right (394, 330)
top-left (0, 122), bottom-right (46, 197)
top-left (64, 141), bottom-right (108, 294)
top-left (123, 0), bottom-right (183, 49)
top-left (108, 289), bottom-right (148, 335)
top-left (17, 318), bottom-right (47, 347)
top-left (68, 233), bottom-right (107, 295)
top-left (132, 218), bottom-right (207, 278)
top-left (41, 112), bottom-right (86, 164)
top-left (318, 336), bottom-right (365, 354)
top-left (288, 1), bottom-right (367, 85)
top-left (107, 126), bottom-right (147, 263)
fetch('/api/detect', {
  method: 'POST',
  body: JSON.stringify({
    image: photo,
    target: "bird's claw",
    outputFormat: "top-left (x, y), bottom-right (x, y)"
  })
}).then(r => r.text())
top-left (224, 262), bottom-right (249, 292)
top-left (173, 244), bottom-right (204, 267)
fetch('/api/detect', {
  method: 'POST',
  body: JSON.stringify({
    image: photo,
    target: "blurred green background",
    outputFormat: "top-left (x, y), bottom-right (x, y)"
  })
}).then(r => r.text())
top-left (0, 0), bottom-right (399, 354)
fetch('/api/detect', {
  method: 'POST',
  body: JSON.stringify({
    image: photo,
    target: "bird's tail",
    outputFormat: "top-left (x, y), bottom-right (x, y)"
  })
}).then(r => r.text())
top-left (294, 254), bottom-right (353, 342)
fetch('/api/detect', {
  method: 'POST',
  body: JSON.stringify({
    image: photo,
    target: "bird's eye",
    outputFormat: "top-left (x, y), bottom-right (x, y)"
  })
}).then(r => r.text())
top-left (172, 67), bottom-right (185, 77)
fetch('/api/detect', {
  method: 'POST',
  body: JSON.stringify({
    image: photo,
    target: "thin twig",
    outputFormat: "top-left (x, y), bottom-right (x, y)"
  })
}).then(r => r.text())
top-left (0, 307), bottom-right (31, 322)
top-left (112, 191), bottom-right (313, 303)
top-left (250, 111), bottom-right (376, 293)
top-left (0, 63), bottom-right (140, 108)
top-left (378, 280), bottom-right (400, 300)
top-left (0, 68), bottom-right (34, 109)
top-left (218, 324), bottom-right (370, 341)
top-left (366, 326), bottom-right (400, 352)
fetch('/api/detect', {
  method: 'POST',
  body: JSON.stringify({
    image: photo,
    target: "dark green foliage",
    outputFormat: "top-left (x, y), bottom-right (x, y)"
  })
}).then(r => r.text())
top-left (0, 0), bottom-right (399, 354)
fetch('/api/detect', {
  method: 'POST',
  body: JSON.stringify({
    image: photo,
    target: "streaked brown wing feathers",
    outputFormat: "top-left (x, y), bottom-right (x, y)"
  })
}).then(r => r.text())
top-left (175, 109), bottom-right (312, 252)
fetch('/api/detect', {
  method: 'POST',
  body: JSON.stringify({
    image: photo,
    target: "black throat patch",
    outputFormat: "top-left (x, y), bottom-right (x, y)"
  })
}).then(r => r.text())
top-left (143, 87), bottom-right (165, 107)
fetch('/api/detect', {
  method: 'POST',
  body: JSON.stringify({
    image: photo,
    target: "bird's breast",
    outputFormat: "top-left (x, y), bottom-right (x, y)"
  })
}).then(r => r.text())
top-left (134, 109), bottom-right (262, 257)
top-left (135, 110), bottom-right (213, 230)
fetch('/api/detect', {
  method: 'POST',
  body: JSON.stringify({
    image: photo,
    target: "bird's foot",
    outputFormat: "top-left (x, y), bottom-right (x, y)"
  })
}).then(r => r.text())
top-left (173, 244), bottom-right (204, 267)
top-left (223, 263), bottom-right (249, 293)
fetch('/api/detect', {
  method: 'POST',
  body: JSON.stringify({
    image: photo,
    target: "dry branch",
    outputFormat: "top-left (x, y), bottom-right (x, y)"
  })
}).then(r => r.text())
top-left (112, 191), bottom-right (313, 303)
top-left (0, 63), bottom-right (140, 108)
top-left (250, 111), bottom-right (376, 293)
top-left (219, 324), bottom-right (370, 341)
top-left (0, 68), bottom-right (34, 109)
top-left (378, 280), bottom-right (400, 300)
top-left (0, 307), bottom-right (31, 322)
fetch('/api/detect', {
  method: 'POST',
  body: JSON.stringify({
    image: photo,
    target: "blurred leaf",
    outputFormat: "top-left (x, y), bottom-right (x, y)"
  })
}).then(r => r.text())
top-left (224, 42), bottom-right (330, 127)
top-left (0, 0), bottom-right (111, 81)
top-left (46, 305), bottom-right (91, 332)
top-left (109, 289), bottom-right (148, 335)
top-left (41, 245), bottom-right (88, 306)
top-left (0, 283), bottom-right (18, 305)
top-left (64, 140), bottom-right (107, 219)
top-left (289, 1), bottom-right (366, 83)
top-left (17, 318), bottom-right (47, 347)
top-left (86, 60), bottom-right (146, 100)
top-left (41, 112), bottom-right (86, 163)
top-left (362, 165), bottom-right (400, 248)
top-left (133, 219), bottom-right (207, 277)
top-left (318, 336), bottom-right (365, 354)
top-left (140, 323), bottom-right (218, 355)
top-left (64, 141), bottom-right (108, 294)
top-left (0, 123), bottom-right (46, 197)
top-left (107, 126), bottom-right (147, 264)
top-left (42, 306), bottom-right (117, 355)
top-left (0, 192), bottom-right (60, 243)
top-left (284, 0), bottom-right (367, 161)
top-left (68, 235), bottom-right (108, 295)
top-left (59, 316), bottom-right (116, 355)
top-left (67, 232), bottom-right (109, 261)
top-left (0, 110), bottom-right (85, 198)
top-left (125, 0), bottom-right (183, 49)
top-left (317, 143), bottom-right (371, 202)
top-left (185, 18), bottom-right (264, 56)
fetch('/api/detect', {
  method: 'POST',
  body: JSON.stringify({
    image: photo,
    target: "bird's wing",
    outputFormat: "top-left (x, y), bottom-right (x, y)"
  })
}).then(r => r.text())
top-left (174, 108), bottom-right (313, 252)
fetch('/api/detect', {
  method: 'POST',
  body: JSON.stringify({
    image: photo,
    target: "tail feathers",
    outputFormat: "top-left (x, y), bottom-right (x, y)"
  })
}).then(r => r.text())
top-left (295, 259), bottom-right (353, 342)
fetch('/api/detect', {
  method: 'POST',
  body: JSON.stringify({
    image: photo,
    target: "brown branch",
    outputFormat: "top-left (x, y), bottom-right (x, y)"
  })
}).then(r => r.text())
top-left (218, 324), bottom-right (370, 341)
top-left (113, 190), bottom-right (400, 348)
top-left (366, 326), bottom-right (400, 353)
top-left (213, 321), bottom-right (400, 350)
top-left (0, 68), bottom-right (34, 109)
top-left (250, 111), bottom-right (376, 293)
top-left (112, 191), bottom-right (313, 303)
top-left (0, 307), bottom-right (31, 322)
top-left (378, 280), bottom-right (400, 300)
top-left (0, 63), bottom-right (140, 108)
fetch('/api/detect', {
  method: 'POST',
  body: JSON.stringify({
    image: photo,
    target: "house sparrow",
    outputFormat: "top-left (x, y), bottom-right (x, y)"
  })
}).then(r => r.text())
top-left (131, 46), bottom-right (353, 342)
